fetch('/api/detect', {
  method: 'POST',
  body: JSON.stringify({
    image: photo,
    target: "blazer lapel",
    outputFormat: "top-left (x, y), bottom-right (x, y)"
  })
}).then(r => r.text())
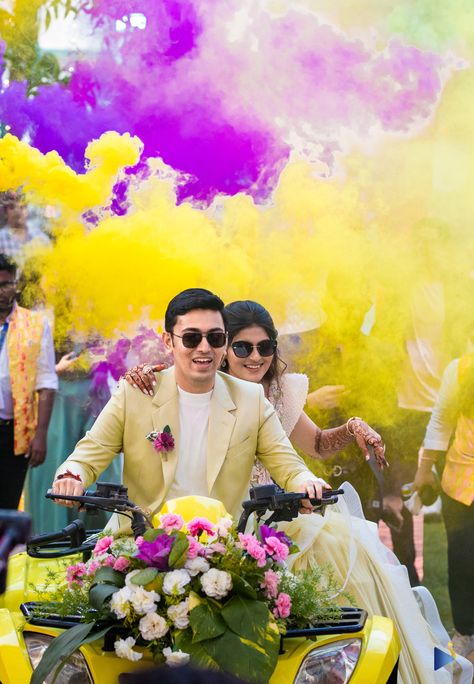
top-left (207, 373), bottom-right (236, 493)
top-left (151, 368), bottom-right (180, 497)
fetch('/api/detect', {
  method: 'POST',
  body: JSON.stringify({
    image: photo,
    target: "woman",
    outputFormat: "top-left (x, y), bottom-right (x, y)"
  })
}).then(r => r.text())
top-left (125, 300), bottom-right (453, 683)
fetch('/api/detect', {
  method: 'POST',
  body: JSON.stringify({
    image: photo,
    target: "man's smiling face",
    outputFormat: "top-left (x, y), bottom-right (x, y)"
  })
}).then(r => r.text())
top-left (163, 308), bottom-right (227, 393)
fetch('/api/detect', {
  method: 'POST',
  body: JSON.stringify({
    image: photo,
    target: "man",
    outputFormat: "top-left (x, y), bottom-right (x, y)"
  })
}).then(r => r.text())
top-left (0, 253), bottom-right (57, 509)
top-left (52, 289), bottom-right (325, 532)
top-left (0, 190), bottom-right (50, 266)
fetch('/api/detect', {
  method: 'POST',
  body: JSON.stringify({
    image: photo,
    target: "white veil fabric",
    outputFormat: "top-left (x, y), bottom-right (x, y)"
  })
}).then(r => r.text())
top-left (284, 483), bottom-right (454, 684)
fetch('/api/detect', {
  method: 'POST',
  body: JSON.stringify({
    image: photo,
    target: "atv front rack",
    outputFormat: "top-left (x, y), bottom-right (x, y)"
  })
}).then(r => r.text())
top-left (21, 601), bottom-right (366, 638)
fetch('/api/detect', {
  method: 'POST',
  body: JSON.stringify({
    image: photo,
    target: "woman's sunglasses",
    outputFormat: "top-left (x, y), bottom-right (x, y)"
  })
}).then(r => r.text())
top-left (172, 331), bottom-right (227, 349)
top-left (231, 339), bottom-right (277, 358)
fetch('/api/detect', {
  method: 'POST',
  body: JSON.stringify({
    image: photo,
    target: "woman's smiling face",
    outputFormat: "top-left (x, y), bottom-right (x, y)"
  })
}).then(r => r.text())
top-left (227, 325), bottom-right (275, 384)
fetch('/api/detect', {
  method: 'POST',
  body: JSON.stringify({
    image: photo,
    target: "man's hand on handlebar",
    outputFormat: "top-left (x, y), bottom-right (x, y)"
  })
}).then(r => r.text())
top-left (51, 477), bottom-right (85, 507)
top-left (296, 478), bottom-right (331, 514)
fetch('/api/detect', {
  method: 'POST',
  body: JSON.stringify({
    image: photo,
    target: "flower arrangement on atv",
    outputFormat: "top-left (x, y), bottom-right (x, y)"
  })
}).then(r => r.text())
top-left (30, 509), bottom-right (347, 684)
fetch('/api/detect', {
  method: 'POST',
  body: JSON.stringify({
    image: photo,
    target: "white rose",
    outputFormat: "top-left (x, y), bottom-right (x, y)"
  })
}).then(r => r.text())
top-left (184, 556), bottom-right (210, 577)
top-left (167, 599), bottom-right (190, 629)
top-left (163, 569), bottom-right (191, 596)
top-left (215, 515), bottom-right (233, 538)
top-left (110, 586), bottom-right (133, 619)
top-left (114, 636), bottom-right (143, 661)
top-left (139, 612), bottom-right (169, 641)
top-left (163, 647), bottom-right (190, 667)
top-left (130, 586), bottom-right (160, 615)
top-left (200, 568), bottom-right (233, 599)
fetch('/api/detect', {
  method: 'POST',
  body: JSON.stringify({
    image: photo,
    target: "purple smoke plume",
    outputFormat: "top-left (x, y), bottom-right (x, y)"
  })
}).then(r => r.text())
top-left (0, 2), bottom-right (454, 203)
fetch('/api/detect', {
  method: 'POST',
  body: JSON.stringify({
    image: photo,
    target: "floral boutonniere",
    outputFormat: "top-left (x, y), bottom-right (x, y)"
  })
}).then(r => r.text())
top-left (146, 425), bottom-right (175, 459)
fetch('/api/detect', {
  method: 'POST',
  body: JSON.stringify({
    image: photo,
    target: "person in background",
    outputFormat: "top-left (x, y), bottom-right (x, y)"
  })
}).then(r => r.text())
top-left (0, 253), bottom-right (57, 509)
top-left (25, 343), bottom-right (122, 534)
top-left (0, 190), bottom-right (51, 266)
top-left (414, 351), bottom-right (474, 663)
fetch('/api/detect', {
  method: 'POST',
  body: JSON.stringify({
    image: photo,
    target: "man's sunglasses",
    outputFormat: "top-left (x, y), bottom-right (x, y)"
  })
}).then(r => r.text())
top-left (231, 339), bottom-right (277, 358)
top-left (172, 331), bottom-right (227, 349)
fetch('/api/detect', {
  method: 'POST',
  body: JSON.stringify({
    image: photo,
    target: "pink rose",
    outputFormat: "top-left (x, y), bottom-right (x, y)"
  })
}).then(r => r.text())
top-left (160, 513), bottom-right (184, 533)
top-left (261, 569), bottom-right (279, 599)
top-left (264, 537), bottom-right (289, 563)
top-left (66, 562), bottom-right (87, 587)
top-left (135, 536), bottom-right (144, 547)
top-left (113, 556), bottom-right (130, 572)
top-left (186, 535), bottom-right (203, 559)
top-left (103, 555), bottom-right (115, 567)
top-left (87, 560), bottom-right (100, 576)
top-left (187, 517), bottom-right (215, 537)
top-left (207, 542), bottom-right (227, 555)
top-left (238, 534), bottom-right (267, 567)
top-left (274, 592), bottom-right (292, 619)
top-left (93, 536), bottom-right (114, 555)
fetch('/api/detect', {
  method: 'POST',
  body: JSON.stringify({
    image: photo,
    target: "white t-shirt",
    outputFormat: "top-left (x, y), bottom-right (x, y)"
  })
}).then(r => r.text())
top-left (397, 282), bottom-right (446, 412)
top-left (166, 386), bottom-right (212, 500)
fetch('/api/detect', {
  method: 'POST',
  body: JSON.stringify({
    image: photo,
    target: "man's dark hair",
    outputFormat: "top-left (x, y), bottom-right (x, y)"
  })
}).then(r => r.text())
top-left (164, 288), bottom-right (226, 332)
top-left (0, 253), bottom-right (17, 275)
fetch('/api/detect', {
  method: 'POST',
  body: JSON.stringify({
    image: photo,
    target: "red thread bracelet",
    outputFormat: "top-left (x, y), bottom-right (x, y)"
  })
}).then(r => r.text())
top-left (55, 470), bottom-right (82, 482)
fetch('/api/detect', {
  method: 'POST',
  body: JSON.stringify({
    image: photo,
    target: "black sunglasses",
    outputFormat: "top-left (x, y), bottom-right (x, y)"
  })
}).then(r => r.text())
top-left (231, 339), bottom-right (277, 358)
top-left (172, 331), bottom-right (227, 349)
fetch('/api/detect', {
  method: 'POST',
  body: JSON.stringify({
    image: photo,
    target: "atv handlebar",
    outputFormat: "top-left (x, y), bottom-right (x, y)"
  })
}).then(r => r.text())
top-left (45, 482), bottom-right (150, 538)
top-left (40, 481), bottom-right (344, 548)
top-left (237, 483), bottom-right (344, 533)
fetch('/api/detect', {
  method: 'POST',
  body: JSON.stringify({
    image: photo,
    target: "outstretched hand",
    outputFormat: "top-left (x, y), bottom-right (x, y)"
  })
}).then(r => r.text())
top-left (123, 363), bottom-right (167, 396)
top-left (348, 418), bottom-right (388, 470)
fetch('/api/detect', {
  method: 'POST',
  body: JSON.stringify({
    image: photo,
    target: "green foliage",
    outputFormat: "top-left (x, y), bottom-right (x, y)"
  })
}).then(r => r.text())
top-left (189, 597), bottom-right (226, 642)
top-left (168, 533), bottom-right (190, 568)
top-left (130, 567), bottom-right (158, 586)
top-left (278, 565), bottom-right (353, 629)
top-left (186, 594), bottom-right (280, 684)
top-left (30, 621), bottom-right (111, 684)
top-left (0, 0), bottom-right (82, 95)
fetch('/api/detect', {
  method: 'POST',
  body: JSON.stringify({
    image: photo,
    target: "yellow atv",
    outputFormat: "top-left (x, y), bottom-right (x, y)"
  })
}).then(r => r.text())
top-left (0, 483), bottom-right (400, 683)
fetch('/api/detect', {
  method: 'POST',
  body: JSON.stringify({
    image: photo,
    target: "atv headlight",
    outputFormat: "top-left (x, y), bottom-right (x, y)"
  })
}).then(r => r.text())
top-left (24, 632), bottom-right (93, 684)
top-left (294, 638), bottom-right (361, 683)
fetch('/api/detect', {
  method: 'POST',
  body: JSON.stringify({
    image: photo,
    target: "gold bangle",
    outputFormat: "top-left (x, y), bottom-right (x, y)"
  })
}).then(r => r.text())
top-left (346, 417), bottom-right (362, 435)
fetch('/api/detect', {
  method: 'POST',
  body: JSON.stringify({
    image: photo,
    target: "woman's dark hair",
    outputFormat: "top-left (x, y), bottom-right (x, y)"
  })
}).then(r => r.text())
top-left (0, 253), bottom-right (17, 275)
top-left (165, 288), bottom-right (226, 332)
top-left (119, 665), bottom-right (248, 684)
top-left (224, 300), bottom-right (286, 389)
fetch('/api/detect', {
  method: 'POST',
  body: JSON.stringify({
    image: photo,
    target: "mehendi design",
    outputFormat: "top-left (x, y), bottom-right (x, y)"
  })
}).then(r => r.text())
top-left (314, 424), bottom-right (353, 456)
top-left (314, 419), bottom-right (388, 468)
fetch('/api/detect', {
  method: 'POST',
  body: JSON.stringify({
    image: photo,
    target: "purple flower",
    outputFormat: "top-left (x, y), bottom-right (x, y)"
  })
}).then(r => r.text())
top-left (147, 426), bottom-right (175, 453)
top-left (153, 432), bottom-right (175, 452)
top-left (259, 525), bottom-right (291, 548)
top-left (136, 534), bottom-right (175, 569)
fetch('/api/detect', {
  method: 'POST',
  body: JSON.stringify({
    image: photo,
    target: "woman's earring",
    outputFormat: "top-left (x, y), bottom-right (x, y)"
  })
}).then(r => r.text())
top-left (220, 356), bottom-right (228, 371)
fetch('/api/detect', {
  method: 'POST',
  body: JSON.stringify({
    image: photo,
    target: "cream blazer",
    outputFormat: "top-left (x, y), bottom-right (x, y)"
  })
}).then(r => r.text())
top-left (56, 367), bottom-right (314, 532)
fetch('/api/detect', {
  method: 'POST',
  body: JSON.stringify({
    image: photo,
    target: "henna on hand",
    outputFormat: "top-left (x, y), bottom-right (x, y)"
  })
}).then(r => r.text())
top-left (124, 363), bottom-right (156, 395)
top-left (314, 419), bottom-right (388, 470)
top-left (348, 418), bottom-right (388, 469)
top-left (314, 424), bottom-right (354, 457)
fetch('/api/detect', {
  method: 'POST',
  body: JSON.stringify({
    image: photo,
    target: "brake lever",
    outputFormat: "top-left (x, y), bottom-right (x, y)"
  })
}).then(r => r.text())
top-left (45, 490), bottom-right (132, 511)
